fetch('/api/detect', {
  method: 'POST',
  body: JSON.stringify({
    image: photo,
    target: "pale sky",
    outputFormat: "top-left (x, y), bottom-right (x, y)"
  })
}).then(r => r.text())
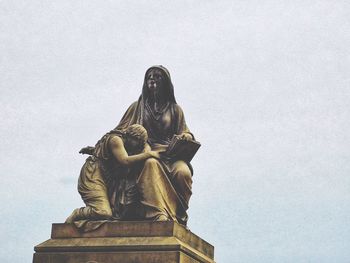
top-left (1, 1), bottom-right (350, 262)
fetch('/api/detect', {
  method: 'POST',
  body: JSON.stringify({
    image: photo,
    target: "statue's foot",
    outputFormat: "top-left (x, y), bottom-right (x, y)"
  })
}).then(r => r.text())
top-left (65, 208), bottom-right (79, 223)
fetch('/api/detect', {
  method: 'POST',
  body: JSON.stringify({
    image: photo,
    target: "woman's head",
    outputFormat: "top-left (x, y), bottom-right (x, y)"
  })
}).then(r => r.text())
top-left (146, 68), bottom-right (165, 94)
top-left (142, 66), bottom-right (176, 103)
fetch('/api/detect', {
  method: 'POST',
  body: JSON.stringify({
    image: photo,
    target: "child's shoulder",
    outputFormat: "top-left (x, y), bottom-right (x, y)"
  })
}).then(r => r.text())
top-left (108, 134), bottom-right (124, 146)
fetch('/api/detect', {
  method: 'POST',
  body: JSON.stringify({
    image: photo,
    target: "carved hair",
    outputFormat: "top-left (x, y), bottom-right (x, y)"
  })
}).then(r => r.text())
top-left (125, 124), bottom-right (148, 143)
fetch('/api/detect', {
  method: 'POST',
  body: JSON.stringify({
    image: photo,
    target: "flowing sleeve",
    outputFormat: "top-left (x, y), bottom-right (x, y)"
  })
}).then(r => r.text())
top-left (174, 104), bottom-right (195, 140)
top-left (94, 133), bottom-right (119, 160)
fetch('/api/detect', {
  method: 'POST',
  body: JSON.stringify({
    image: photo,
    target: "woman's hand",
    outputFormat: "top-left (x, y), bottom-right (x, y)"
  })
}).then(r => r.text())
top-left (179, 133), bottom-right (193, 141)
top-left (149, 150), bottom-right (165, 159)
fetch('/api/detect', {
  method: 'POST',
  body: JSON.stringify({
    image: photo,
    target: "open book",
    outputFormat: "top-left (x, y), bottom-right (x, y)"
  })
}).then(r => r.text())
top-left (163, 135), bottom-right (201, 162)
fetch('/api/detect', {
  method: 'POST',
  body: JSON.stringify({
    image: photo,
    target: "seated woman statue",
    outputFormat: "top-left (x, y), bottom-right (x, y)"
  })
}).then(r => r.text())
top-left (114, 65), bottom-right (195, 225)
top-left (65, 124), bottom-right (161, 223)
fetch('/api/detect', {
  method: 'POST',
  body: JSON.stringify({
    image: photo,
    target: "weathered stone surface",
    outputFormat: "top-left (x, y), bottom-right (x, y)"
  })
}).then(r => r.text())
top-left (33, 221), bottom-right (215, 263)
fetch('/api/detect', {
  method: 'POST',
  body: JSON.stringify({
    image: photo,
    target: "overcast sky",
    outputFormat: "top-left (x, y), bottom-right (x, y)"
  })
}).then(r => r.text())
top-left (1, 1), bottom-right (350, 262)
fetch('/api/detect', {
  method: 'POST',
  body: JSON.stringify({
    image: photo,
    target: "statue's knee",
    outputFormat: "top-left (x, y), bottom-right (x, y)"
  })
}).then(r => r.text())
top-left (174, 161), bottom-right (192, 184)
top-left (180, 169), bottom-right (192, 184)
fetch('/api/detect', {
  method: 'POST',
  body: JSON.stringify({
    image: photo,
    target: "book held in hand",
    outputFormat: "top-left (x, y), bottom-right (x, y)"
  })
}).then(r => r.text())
top-left (163, 135), bottom-right (201, 162)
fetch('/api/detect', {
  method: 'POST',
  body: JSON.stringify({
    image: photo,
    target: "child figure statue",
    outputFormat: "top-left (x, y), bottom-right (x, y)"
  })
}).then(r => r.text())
top-left (65, 124), bottom-right (161, 224)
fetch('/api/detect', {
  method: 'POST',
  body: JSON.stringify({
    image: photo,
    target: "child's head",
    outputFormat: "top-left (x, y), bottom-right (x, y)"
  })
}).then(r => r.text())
top-left (124, 124), bottom-right (148, 154)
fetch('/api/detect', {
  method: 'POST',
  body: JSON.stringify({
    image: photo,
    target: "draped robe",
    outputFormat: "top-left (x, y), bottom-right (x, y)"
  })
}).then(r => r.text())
top-left (71, 65), bottom-right (195, 230)
top-left (114, 98), bottom-right (194, 224)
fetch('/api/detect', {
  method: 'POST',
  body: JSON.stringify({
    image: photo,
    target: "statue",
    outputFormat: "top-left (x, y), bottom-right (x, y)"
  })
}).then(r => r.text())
top-left (33, 67), bottom-right (213, 263)
top-left (66, 65), bottom-right (198, 229)
top-left (65, 124), bottom-right (162, 224)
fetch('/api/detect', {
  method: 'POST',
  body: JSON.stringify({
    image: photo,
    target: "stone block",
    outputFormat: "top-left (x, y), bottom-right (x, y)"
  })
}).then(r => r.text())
top-left (33, 221), bottom-right (215, 263)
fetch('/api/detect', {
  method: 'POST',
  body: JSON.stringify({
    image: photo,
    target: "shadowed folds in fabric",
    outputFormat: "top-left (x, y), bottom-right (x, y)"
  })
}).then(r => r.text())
top-left (68, 66), bottom-right (194, 230)
top-left (113, 66), bottom-right (194, 224)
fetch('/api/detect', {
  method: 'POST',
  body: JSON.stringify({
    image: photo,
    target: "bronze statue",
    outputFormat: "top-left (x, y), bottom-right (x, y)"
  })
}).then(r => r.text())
top-left (65, 124), bottom-right (162, 224)
top-left (66, 66), bottom-right (198, 228)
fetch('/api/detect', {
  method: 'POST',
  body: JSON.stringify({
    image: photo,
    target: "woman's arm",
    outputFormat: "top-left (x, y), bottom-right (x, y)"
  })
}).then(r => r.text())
top-left (109, 136), bottom-right (159, 167)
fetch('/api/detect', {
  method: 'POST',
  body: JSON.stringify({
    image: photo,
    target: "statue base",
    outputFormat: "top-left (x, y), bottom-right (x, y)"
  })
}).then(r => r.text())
top-left (33, 221), bottom-right (215, 263)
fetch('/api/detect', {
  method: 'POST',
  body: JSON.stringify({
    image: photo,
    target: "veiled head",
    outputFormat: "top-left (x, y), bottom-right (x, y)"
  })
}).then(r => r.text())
top-left (146, 68), bottom-right (166, 94)
top-left (142, 66), bottom-right (177, 104)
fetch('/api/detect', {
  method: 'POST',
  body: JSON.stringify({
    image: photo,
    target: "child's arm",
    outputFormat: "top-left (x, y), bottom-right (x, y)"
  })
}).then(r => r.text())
top-left (143, 143), bottom-right (151, 153)
top-left (109, 136), bottom-right (160, 167)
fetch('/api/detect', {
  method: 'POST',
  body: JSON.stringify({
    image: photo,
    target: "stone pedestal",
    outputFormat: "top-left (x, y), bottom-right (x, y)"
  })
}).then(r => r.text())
top-left (33, 221), bottom-right (215, 263)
